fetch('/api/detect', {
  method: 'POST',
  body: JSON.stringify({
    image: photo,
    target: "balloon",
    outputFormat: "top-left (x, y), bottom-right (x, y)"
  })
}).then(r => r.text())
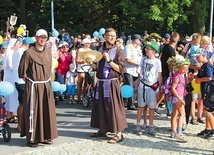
top-left (59, 84), bottom-right (66, 93)
top-left (0, 81), bottom-right (14, 96)
top-left (53, 59), bottom-right (58, 69)
top-left (167, 101), bottom-right (173, 113)
top-left (121, 85), bottom-right (134, 98)
top-left (17, 27), bottom-right (24, 35)
top-left (99, 28), bottom-right (105, 35)
top-left (192, 79), bottom-right (201, 94)
top-left (0, 35), bottom-right (3, 45)
top-left (93, 31), bottom-right (99, 38)
top-left (51, 81), bottom-right (61, 92)
top-left (52, 29), bottom-right (59, 38)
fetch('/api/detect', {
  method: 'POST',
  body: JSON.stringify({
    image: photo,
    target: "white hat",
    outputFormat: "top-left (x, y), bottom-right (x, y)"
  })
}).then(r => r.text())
top-left (91, 38), bottom-right (97, 43)
top-left (186, 34), bottom-right (193, 42)
top-left (82, 38), bottom-right (92, 44)
top-left (58, 41), bottom-right (69, 47)
top-left (78, 50), bottom-right (102, 62)
top-left (36, 29), bottom-right (48, 37)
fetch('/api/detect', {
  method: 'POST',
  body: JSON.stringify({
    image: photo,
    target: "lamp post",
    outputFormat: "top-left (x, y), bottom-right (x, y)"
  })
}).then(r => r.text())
top-left (210, 0), bottom-right (214, 39)
top-left (51, 0), bottom-right (54, 31)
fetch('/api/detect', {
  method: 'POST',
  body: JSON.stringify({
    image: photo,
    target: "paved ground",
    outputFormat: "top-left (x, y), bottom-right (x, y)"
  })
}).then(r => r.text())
top-left (0, 101), bottom-right (213, 155)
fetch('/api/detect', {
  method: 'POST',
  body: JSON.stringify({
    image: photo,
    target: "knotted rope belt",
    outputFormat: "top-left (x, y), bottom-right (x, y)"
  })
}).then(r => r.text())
top-left (27, 77), bottom-right (51, 141)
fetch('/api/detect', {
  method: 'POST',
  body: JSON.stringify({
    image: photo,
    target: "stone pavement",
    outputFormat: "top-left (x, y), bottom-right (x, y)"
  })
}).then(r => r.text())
top-left (1, 101), bottom-right (213, 155)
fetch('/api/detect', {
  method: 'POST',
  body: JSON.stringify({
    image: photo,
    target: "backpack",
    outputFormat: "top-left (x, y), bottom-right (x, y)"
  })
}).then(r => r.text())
top-left (162, 73), bottom-right (181, 97)
top-left (203, 81), bottom-right (214, 112)
top-left (162, 76), bottom-right (173, 97)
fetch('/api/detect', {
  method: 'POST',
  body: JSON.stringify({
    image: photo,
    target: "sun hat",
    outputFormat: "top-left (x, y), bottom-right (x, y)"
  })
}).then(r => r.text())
top-left (82, 38), bottom-right (92, 44)
top-left (36, 29), bottom-right (48, 37)
top-left (192, 48), bottom-right (206, 57)
top-left (78, 50), bottom-right (102, 62)
top-left (23, 37), bottom-right (34, 45)
top-left (144, 41), bottom-right (160, 53)
top-left (167, 55), bottom-right (190, 69)
top-left (132, 34), bottom-right (143, 41)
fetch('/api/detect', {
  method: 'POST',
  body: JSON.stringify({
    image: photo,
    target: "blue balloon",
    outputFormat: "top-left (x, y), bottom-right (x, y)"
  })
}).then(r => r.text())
top-left (99, 28), bottom-right (105, 35)
top-left (59, 84), bottom-right (66, 93)
top-left (93, 31), bottom-right (99, 37)
top-left (52, 29), bottom-right (59, 38)
top-left (51, 81), bottom-right (61, 92)
top-left (167, 101), bottom-right (173, 113)
top-left (121, 85), bottom-right (134, 98)
top-left (0, 81), bottom-right (14, 96)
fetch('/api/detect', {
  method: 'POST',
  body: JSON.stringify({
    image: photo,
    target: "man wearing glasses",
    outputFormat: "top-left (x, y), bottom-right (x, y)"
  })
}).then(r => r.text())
top-left (18, 29), bottom-right (58, 147)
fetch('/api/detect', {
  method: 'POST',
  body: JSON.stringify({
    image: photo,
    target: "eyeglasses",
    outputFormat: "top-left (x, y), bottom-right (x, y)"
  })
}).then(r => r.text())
top-left (61, 45), bottom-right (69, 48)
top-left (106, 35), bottom-right (117, 38)
top-left (145, 47), bottom-right (153, 50)
top-left (38, 36), bottom-right (48, 40)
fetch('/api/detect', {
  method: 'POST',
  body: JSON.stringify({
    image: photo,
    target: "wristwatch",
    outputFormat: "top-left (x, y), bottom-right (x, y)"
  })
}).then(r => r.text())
top-left (107, 59), bottom-right (112, 63)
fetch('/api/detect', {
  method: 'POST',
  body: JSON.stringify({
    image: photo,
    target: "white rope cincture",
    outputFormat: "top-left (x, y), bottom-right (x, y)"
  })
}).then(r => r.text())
top-left (26, 77), bottom-right (50, 141)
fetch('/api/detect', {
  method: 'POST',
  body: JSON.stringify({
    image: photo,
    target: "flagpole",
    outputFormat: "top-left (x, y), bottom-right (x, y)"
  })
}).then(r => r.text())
top-left (51, 0), bottom-right (54, 31)
top-left (210, 0), bottom-right (214, 39)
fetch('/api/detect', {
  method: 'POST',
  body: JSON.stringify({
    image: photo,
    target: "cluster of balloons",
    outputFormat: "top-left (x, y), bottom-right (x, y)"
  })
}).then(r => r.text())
top-left (120, 85), bottom-right (134, 98)
top-left (0, 35), bottom-right (3, 45)
top-left (93, 28), bottom-right (105, 38)
top-left (0, 81), bottom-right (14, 97)
top-left (51, 81), bottom-right (66, 93)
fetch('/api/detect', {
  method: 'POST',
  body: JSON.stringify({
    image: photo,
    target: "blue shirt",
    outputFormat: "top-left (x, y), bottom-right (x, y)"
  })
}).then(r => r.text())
top-left (198, 62), bottom-right (213, 98)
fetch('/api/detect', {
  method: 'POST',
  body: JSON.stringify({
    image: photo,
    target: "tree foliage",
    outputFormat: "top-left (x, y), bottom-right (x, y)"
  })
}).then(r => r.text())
top-left (0, 0), bottom-right (212, 37)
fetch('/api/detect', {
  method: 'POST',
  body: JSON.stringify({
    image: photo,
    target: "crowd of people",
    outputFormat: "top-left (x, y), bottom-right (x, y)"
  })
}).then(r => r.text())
top-left (0, 27), bottom-right (213, 147)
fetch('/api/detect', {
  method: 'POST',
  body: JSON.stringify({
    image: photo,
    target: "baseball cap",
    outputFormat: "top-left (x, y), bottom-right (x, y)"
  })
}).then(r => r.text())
top-left (132, 34), bottom-right (143, 41)
top-left (193, 48), bottom-right (206, 56)
top-left (23, 37), bottom-right (34, 44)
top-left (164, 33), bottom-right (171, 39)
top-left (36, 29), bottom-right (48, 37)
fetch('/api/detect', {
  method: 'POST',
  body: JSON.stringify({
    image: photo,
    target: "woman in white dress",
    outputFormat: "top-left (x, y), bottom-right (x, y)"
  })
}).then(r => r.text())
top-left (4, 38), bottom-right (21, 122)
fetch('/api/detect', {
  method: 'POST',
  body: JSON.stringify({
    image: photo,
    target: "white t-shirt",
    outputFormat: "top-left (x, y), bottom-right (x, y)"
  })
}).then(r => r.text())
top-left (137, 56), bottom-right (162, 88)
top-left (76, 48), bottom-right (91, 73)
top-left (12, 47), bottom-right (25, 84)
top-left (124, 44), bottom-right (142, 77)
top-left (66, 71), bottom-right (76, 85)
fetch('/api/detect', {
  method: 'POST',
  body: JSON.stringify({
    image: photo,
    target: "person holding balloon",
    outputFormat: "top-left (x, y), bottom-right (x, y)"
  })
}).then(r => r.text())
top-left (18, 29), bottom-right (58, 147)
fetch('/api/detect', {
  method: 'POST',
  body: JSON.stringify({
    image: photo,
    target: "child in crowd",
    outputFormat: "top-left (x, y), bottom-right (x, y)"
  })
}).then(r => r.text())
top-left (135, 41), bottom-right (162, 137)
top-left (65, 63), bottom-right (77, 104)
top-left (169, 55), bottom-right (190, 142)
top-left (194, 48), bottom-right (214, 139)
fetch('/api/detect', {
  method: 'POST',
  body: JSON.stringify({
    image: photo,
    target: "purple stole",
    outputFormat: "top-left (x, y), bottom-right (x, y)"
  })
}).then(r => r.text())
top-left (95, 46), bottom-right (117, 103)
